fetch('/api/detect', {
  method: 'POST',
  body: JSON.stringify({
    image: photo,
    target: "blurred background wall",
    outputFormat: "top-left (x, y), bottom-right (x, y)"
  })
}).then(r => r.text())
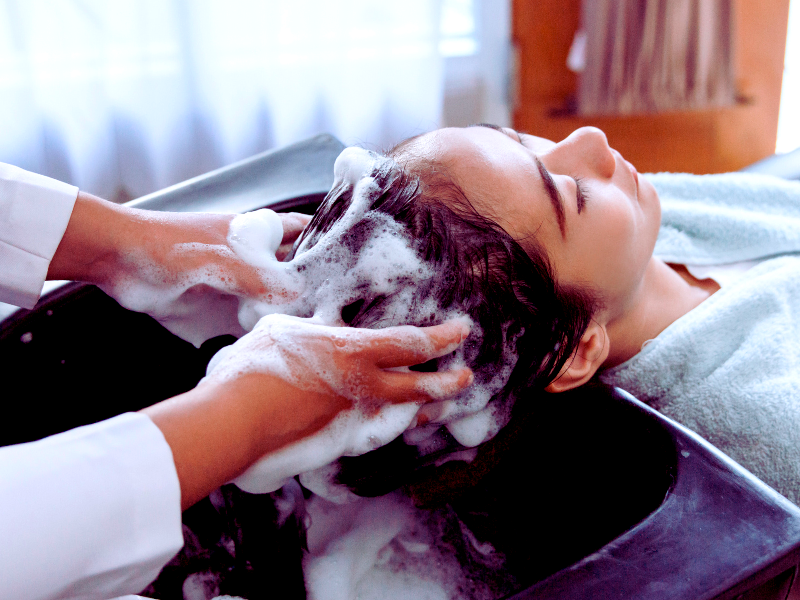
top-left (0, 0), bottom-right (798, 201)
top-left (512, 0), bottom-right (796, 173)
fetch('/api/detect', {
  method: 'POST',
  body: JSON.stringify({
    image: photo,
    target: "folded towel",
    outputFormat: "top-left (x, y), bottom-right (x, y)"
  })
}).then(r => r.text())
top-left (651, 172), bottom-right (800, 264)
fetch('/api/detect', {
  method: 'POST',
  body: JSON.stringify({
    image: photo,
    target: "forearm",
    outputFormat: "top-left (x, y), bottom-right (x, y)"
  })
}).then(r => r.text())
top-left (47, 192), bottom-right (236, 283)
top-left (46, 191), bottom-right (278, 327)
top-left (142, 375), bottom-right (348, 510)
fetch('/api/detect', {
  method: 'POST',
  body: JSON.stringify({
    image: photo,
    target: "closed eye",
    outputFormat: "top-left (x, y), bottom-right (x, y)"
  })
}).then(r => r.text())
top-left (574, 176), bottom-right (590, 214)
top-left (504, 125), bottom-right (589, 215)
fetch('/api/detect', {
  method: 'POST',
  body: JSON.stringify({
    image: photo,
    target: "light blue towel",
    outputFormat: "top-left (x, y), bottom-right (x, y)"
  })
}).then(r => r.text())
top-left (601, 172), bottom-right (800, 504)
top-left (651, 172), bottom-right (800, 263)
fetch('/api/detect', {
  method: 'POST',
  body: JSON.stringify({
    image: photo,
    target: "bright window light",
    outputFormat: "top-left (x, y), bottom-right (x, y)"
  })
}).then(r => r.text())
top-left (440, 0), bottom-right (478, 57)
top-left (777, 0), bottom-right (800, 153)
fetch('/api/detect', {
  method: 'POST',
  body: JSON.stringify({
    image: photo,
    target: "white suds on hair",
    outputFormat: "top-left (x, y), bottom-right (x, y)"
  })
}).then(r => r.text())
top-left (165, 146), bottom-right (522, 599)
top-left (302, 492), bottom-right (512, 600)
top-left (202, 147), bottom-right (518, 495)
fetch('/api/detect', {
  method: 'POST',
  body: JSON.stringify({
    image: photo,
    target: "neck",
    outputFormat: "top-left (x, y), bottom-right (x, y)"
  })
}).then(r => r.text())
top-left (602, 258), bottom-right (718, 369)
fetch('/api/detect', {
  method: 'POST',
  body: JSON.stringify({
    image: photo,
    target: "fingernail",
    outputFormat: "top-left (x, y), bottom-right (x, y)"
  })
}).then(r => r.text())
top-left (466, 371), bottom-right (474, 386)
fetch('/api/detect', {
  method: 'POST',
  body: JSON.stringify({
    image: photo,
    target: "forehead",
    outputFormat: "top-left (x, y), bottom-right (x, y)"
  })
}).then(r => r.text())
top-left (406, 126), bottom-right (555, 164)
top-left (410, 127), bottom-right (523, 168)
top-left (402, 127), bottom-right (560, 246)
top-left (409, 128), bottom-right (526, 208)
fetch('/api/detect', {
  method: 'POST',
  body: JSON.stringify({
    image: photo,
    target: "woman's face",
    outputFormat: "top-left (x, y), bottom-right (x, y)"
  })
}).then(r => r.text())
top-left (406, 125), bottom-right (661, 319)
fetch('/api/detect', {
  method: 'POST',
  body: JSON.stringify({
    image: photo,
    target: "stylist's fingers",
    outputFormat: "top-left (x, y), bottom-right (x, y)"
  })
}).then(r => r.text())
top-left (280, 212), bottom-right (311, 242)
top-left (276, 212), bottom-right (311, 261)
top-left (369, 319), bottom-right (471, 368)
top-left (218, 252), bottom-right (298, 301)
top-left (378, 367), bottom-right (474, 404)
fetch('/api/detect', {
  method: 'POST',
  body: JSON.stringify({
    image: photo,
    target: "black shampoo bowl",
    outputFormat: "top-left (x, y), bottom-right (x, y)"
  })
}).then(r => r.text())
top-left (3, 135), bottom-right (800, 599)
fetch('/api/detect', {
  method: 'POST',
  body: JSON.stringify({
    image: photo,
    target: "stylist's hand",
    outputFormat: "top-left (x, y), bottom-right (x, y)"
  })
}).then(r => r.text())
top-left (47, 192), bottom-right (310, 345)
top-left (204, 314), bottom-right (473, 409)
top-left (273, 211), bottom-right (310, 261)
top-left (143, 317), bottom-right (473, 509)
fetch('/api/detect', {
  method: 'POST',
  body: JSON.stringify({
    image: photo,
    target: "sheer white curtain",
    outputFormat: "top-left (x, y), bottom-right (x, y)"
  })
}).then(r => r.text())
top-left (441, 0), bottom-right (510, 128)
top-left (0, 0), bottom-right (444, 201)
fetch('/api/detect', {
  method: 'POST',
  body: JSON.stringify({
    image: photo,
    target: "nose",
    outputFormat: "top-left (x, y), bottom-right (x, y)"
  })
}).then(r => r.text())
top-left (556, 127), bottom-right (617, 179)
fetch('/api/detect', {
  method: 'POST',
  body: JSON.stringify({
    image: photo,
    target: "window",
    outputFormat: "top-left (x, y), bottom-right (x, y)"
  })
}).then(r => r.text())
top-left (440, 0), bottom-right (478, 57)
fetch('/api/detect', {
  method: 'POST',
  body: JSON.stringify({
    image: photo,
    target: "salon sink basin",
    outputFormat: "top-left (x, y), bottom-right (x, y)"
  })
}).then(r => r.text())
top-left (3, 135), bottom-right (800, 600)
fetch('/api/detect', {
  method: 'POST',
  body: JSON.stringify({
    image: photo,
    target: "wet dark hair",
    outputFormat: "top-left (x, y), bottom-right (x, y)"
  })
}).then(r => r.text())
top-left (295, 151), bottom-right (600, 392)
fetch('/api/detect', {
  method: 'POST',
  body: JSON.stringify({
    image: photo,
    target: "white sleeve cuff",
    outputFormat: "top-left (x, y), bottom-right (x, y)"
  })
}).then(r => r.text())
top-left (0, 163), bottom-right (78, 308)
top-left (0, 413), bottom-right (183, 600)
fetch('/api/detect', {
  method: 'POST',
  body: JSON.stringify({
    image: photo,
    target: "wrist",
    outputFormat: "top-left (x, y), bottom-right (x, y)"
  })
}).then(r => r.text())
top-left (47, 192), bottom-right (130, 285)
top-left (144, 374), bottom-right (348, 509)
top-left (200, 373), bottom-right (350, 461)
top-left (49, 194), bottom-right (239, 289)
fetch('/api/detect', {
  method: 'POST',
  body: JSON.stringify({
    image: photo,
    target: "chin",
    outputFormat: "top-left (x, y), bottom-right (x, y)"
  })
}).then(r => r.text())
top-left (639, 178), bottom-right (661, 226)
top-left (637, 181), bottom-right (661, 262)
top-left (640, 177), bottom-right (660, 206)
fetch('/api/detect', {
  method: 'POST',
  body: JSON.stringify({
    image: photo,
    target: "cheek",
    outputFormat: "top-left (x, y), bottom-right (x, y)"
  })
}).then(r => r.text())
top-left (597, 219), bottom-right (638, 275)
top-left (568, 203), bottom-right (641, 298)
top-left (593, 198), bottom-right (638, 257)
top-left (603, 198), bottom-right (656, 303)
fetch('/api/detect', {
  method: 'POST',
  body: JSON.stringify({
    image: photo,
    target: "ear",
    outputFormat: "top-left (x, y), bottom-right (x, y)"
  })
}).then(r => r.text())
top-left (545, 321), bottom-right (609, 393)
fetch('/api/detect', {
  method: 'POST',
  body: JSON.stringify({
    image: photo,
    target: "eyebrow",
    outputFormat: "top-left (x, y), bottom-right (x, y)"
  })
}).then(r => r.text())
top-left (472, 123), bottom-right (566, 238)
top-left (534, 156), bottom-right (566, 238)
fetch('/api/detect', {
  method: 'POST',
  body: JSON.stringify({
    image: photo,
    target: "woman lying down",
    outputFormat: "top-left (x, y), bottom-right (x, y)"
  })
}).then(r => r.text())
top-left (222, 123), bottom-right (800, 504)
top-left (149, 124), bottom-right (800, 598)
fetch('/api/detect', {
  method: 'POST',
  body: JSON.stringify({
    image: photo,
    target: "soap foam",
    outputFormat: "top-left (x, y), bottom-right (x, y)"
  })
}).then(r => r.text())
top-left (101, 234), bottom-right (255, 347)
top-left (203, 147), bottom-right (520, 495)
top-left (152, 146), bottom-right (526, 599)
top-left (302, 492), bottom-right (515, 600)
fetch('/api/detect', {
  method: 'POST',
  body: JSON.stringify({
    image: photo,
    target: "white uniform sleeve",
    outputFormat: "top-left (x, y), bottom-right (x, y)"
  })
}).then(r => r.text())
top-left (0, 413), bottom-right (184, 600)
top-left (0, 162), bottom-right (78, 309)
